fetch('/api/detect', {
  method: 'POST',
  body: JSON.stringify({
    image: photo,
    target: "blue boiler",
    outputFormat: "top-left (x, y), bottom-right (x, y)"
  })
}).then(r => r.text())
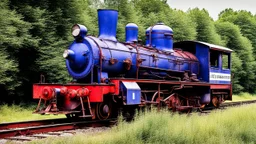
top-left (64, 9), bottom-right (199, 81)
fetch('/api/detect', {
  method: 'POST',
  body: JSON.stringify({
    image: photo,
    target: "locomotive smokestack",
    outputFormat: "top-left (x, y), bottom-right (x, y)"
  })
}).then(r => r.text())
top-left (98, 9), bottom-right (118, 41)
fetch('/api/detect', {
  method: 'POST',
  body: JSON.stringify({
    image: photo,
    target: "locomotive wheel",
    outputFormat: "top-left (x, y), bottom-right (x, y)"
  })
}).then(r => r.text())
top-left (96, 101), bottom-right (112, 120)
top-left (169, 95), bottom-right (181, 112)
top-left (212, 96), bottom-right (220, 108)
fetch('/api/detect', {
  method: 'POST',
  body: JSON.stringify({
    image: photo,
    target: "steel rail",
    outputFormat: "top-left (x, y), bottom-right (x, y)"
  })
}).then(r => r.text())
top-left (203, 99), bottom-right (256, 111)
top-left (0, 118), bottom-right (71, 130)
top-left (0, 119), bottom-right (116, 139)
top-left (221, 99), bottom-right (256, 107)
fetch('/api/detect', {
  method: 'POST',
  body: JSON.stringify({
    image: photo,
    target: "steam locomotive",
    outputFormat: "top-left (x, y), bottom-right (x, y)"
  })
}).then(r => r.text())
top-left (33, 9), bottom-right (232, 119)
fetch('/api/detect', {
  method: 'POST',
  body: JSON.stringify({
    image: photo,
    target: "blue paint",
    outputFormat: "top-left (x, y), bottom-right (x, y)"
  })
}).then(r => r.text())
top-left (73, 24), bottom-right (87, 38)
top-left (174, 41), bottom-right (232, 84)
top-left (126, 23), bottom-right (138, 43)
top-left (218, 53), bottom-right (222, 69)
top-left (65, 12), bottom-right (226, 81)
top-left (146, 23), bottom-right (173, 52)
top-left (65, 40), bottom-right (94, 79)
top-left (65, 50), bottom-right (75, 60)
top-left (195, 43), bottom-right (209, 82)
top-left (100, 72), bottom-right (109, 83)
top-left (209, 52), bottom-right (231, 84)
top-left (210, 69), bottom-right (231, 74)
top-left (121, 81), bottom-right (141, 105)
top-left (200, 90), bottom-right (210, 104)
top-left (66, 35), bottom-right (199, 80)
top-left (210, 69), bottom-right (231, 84)
top-left (210, 81), bottom-right (230, 84)
top-left (98, 9), bottom-right (118, 41)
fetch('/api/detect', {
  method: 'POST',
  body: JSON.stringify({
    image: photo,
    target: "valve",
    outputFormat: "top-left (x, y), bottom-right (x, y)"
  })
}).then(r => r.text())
top-left (77, 88), bottom-right (90, 97)
top-left (42, 87), bottom-right (55, 100)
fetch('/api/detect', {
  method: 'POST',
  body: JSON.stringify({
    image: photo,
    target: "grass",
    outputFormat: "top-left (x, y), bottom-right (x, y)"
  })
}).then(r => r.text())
top-left (1, 93), bottom-right (256, 143)
top-left (0, 93), bottom-right (254, 123)
top-left (28, 104), bottom-right (256, 144)
top-left (232, 92), bottom-right (256, 101)
top-left (0, 104), bottom-right (64, 123)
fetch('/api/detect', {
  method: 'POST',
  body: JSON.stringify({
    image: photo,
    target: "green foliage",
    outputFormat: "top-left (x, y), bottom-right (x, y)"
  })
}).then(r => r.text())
top-left (0, 0), bottom-right (34, 97)
top-left (166, 9), bottom-right (197, 41)
top-left (218, 9), bottom-right (256, 92)
top-left (188, 8), bottom-right (224, 45)
top-left (37, 40), bottom-right (71, 83)
top-left (0, 50), bottom-right (19, 92)
top-left (29, 105), bottom-right (256, 144)
top-left (215, 21), bottom-right (256, 92)
top-left (134, 0), bottom-right (170, 17)
top-left (219, 9), bottom-right (256, 55)
top-left (230, 52), bottom-right (244, 93)
top-left (1, 0), bottom-right (256, 101)
top-left (71, 0), bottom-right (98, 36)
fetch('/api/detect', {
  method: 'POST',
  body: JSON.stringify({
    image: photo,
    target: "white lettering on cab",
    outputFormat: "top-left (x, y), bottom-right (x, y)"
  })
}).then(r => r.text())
top-left (210, 72), bottom-right (231, 81)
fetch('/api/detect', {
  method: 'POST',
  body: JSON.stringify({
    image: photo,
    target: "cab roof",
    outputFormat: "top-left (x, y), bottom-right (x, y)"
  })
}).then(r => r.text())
top-left (174, 41), bottom-right (233, 53)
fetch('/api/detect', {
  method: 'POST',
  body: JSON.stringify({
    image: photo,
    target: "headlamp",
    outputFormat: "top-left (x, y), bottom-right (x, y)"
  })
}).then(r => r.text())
top-left (71, 24), bottom-right (87, 38)
top-left (72, 25), bottom-right (80, 37)
top-left (63, 49), bottom-right (75, 60)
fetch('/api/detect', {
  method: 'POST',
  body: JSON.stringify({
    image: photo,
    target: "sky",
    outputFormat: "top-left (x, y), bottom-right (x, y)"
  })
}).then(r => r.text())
top-left (167, 0), bottom-right (256, 20)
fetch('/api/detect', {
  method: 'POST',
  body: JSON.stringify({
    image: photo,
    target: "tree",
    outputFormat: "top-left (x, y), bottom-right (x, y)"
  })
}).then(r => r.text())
top-left (72, 0), bottom-right (98, 36)
top-left (133, 0), bottom-right (169, 17)
top-left (8, 0), bottom-right (79, 101)
top-left (164, 9), bottom-right (197, 42)
top-left (0, 0), bottom-right (35, 102)
top-left (219, 9), bottom-right (256, 56)
top-left (230, 52), bottom-right (243, 93)
top-left (188, 8), bottom-right (224, 45)
top-left (215, 21), bottom-right (256, 92)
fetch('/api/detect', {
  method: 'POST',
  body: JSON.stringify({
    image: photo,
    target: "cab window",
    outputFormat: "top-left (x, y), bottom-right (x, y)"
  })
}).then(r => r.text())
top-left (222, 53), bottom-right (230, 69)
top-left (210, 51), bottom-right (219, 68)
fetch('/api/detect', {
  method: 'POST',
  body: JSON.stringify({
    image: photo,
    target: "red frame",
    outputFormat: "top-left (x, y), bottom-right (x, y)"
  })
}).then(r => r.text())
top-left (33, 83), bottom-right (117, 102)
top-left (33, 80), bottom-right (232, 102)
top-left (210, 84), bottom-right (232, 100)
top-left (210, 84), bottom-right (231, 89)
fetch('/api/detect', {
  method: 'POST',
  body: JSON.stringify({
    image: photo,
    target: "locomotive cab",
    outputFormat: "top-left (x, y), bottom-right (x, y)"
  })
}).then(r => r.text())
top-left (209, 49), bottom-right (231, 85)
top-left (174, 41), bottom-right (233, 107)
top-left (209, 47), bottom-right (232, 107)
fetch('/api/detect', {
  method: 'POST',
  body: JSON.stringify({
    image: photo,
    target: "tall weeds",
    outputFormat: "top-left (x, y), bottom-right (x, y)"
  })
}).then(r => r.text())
top-left (29, 104), bottom-right (256, 144)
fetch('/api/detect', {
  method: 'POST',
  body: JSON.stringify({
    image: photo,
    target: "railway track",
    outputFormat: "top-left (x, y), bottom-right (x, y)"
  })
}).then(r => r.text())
top-left (221, 99), bottom-right (256, 107)
top-left (0, 118), bottom-right (71, 130)
top-left (0, 118), bottom-right (116, 141)
top-left (201, 99), bottom-right (256, 112)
